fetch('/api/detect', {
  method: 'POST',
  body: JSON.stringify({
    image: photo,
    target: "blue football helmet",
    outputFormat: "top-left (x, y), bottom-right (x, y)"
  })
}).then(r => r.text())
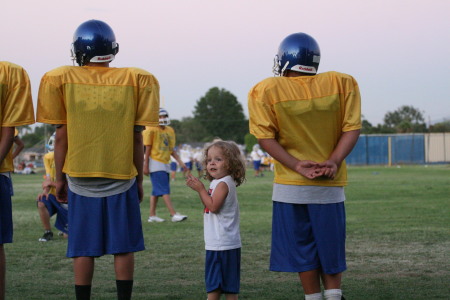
top-left (273, 33), bottom-right (321, 76)
top-left (71, 19), bottom-right (119, 66)
top-left (159, 108), bottom-right (170, 126)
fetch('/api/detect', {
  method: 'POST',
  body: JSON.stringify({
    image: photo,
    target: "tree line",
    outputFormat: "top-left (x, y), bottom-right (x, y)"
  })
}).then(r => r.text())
top-left (18, 87), bottom-right (450, 151)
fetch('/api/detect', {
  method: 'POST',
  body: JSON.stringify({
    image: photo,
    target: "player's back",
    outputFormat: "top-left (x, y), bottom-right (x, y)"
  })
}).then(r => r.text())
top-left (0, 62), bottom-right (35, 172)
top-left (143, 126), bottom-right (175, 164)
top-left (37, 65), bottom-right (159, 180)
top-left (248, 71), bottom-right (361, 186)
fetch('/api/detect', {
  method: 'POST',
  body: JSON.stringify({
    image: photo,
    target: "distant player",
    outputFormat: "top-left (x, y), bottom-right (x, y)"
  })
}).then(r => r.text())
top-left (180, 144), bottom-right (193, 178)
top-left (36, 133), bottom-right (68, 242)
top-left (248, 33), bottom-right (361, 300)
top-left (143, 108), bottom-right (188, 223)
top-left (250, 144), bottom-right (264, 177)
top-left (37, 20), bottom-right (159, 300)
top-left (0, 61), bottom-right (35, 300)
top-left (193, 147), bottom-right (205, 178)
top-left (186, 140), bottom-right (246, 300)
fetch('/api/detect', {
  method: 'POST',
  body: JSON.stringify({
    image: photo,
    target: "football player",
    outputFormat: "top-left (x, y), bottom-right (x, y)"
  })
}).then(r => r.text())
top-left (143, 108), bottom-right (188, 223)
top-left (0, 61), bottom-right (35, 300)
top-left (37, 19), bottom-right (159, 300)
top-left (248, 33), bottom-right (361, 300)
top-left (36, 132), bottom-right (69, 242)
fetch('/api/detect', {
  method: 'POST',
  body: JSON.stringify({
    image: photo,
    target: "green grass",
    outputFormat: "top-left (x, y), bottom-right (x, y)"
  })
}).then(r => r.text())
top-left (5, 165), bottom-right (450, 299)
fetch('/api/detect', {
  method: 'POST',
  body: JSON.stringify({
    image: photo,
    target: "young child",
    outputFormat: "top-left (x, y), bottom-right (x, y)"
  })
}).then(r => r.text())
top-left (248, 33), bottom-right (361, 300)
top-left (143, 108), bottom-right (188, 223)
top-left (37, 20), bottom-right (159, 300)
top-left (37, 133), bottom-right (68, 242)
top-left (186, 140), bottom-right (246, 300)
top-left (0, 61), bottom-right (35, 300)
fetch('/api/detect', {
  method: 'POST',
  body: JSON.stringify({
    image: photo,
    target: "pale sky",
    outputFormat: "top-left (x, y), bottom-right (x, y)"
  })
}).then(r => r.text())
top-left (2, 0), bottom-right (449, 126)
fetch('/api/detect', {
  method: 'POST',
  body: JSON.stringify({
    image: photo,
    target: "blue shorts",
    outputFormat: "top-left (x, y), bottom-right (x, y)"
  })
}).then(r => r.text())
top-left (170, 162), bottom-right (177, 172)
top-left (185, 161), bottom-right (193, 171)
top-left (150, 171), bottom-right (170, 196)
top-left (66, 181), bottom-right (145, 258)
top-left (270, 201), bottom-right (346, 274)
top-left (195, 161), bottom-right (203, 171)
top-left (253, 160), bottom-right (261, 170)
top-left (205, 248), bottom-right (241, 294)
top-left (40, 194), bottom-right (69, 234)
top-left (0, 176), bottom-right (13, 244)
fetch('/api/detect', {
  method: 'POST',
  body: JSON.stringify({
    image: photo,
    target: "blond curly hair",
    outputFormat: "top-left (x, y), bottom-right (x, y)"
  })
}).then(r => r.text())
top-left (202, 140), bottom-right (246, 187)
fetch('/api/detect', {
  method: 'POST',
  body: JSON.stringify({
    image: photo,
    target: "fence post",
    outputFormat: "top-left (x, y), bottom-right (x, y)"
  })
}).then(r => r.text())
top-left (388, 136), bottom-right (392, 166)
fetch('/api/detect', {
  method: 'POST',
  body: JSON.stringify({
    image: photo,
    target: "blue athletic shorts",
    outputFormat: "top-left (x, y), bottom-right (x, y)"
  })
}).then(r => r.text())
top-left (185, 161), bottom-right (193, 171)
top-left (150, 171), bottom-right (170, 196)
top-left (170, 162), bottom-right (177, 172)
top-left (0, 175), bottom-right (13, 244)
top-left (66, 181), bottom-right (145, 258)
top-left (205, 248), bottom-right (241, 294)
top-left (270, 201), bottom-right (346, 274)
top-left (253, 160), bottom-right (261, 170)
top-left (40, 194), bottom-right (69, 234)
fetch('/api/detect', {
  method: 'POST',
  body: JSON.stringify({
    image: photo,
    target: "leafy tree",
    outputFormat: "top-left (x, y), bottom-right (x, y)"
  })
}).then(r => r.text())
top-left (21, 133), bottom-right (42, 148)
top-left (171, 117), bottom-right (209, 144)
top-left (429, 120), bottom-right (450, 132)
top-left (244, 133), bottom-right (258, 154)
top-left (383, 105), bottom-right (427, 133)
top-left (19, 124), bottom-right (55, 148)
top-left (193, 87), bottom-right (248, 143)
top-left (361, 115), bottom-right (379, 134)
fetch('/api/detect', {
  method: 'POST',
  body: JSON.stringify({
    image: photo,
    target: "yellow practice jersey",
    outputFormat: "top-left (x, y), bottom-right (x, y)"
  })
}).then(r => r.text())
top-left (0, 62), bottom-right (35, 172)
top-left (142, 126), bottom-right (176, 164)
top-left (248, 71), bottom-right (361, 186)
top-left (43, 152), bottom-right (56, 195)
top-left (37, 65), bottom-right (159, 179)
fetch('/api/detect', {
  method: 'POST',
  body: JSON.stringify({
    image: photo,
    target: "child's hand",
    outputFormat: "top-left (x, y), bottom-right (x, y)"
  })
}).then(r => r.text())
top-left (185, 173), bottom-right (205, 192)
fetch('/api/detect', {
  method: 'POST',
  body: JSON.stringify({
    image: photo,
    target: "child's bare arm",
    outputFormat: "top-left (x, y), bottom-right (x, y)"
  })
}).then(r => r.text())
top-left (185, 174), bottom-right (228, 213)
top-left (258, 138), bottom-right (321, 179)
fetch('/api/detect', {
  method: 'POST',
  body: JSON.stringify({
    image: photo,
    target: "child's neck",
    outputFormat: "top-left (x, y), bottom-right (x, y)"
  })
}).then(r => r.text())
top-left (213, 174), bottom-right (229, 180)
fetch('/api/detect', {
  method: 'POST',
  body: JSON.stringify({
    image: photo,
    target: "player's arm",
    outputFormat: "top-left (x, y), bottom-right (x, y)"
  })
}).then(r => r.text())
top-left (258, 138), bottom-right (322, 179)
top-left (133, 130), bottom-right (144, 202)
top-left (0, 127), bottom-right (15, 165)
top-left (185, 174), bottom-right (227, 213)
top-left (54, 125), bottom-right (68, 203)
top-left (318, 129), bottom-right (360, 179)
top-left (11, 135), bottom-right (25, 159)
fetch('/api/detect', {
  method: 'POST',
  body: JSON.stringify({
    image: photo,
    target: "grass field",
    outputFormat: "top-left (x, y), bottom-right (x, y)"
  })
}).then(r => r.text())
top-left (5, 165), bottom-right (450, 299)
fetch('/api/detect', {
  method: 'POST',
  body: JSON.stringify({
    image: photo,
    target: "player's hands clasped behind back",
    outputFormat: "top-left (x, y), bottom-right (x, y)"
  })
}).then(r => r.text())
top-left (295, 160), bottom-right (338, 180)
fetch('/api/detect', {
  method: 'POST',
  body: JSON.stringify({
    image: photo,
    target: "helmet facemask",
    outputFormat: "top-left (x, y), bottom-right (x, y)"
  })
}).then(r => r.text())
top-left (159, 109), bottom-right (171, 126)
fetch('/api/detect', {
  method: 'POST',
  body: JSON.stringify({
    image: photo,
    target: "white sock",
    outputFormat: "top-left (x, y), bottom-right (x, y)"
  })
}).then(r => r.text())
top-left (305, 292), bottom-right (323, 300)
top-left (324, 289), bottom-right (342, 300)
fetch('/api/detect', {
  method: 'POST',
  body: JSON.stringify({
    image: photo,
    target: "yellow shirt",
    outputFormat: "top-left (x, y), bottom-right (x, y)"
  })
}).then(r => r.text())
top-left (248, 71), bottom-right (361, 186)
top-left (37, 65), bottom-right (159, 179)
top-left (0, 62), bottom-right (35, 172)
top-left (142, 126), bottom-right (176, 164)
top-left (43, 152), bottom-right (56, 195)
